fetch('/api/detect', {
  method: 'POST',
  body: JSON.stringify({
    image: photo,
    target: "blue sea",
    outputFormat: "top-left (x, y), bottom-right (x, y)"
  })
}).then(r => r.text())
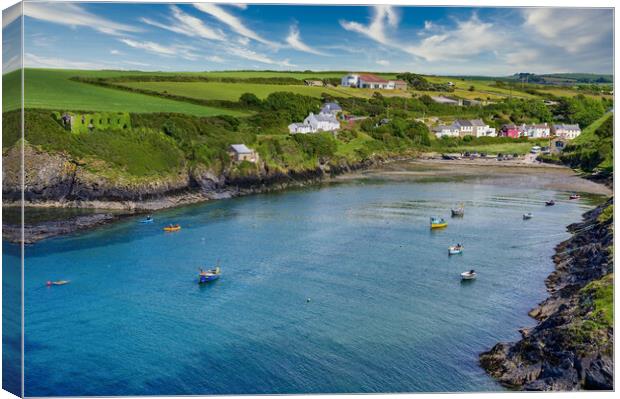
top-left (3, 173), bottom-right (601, 396)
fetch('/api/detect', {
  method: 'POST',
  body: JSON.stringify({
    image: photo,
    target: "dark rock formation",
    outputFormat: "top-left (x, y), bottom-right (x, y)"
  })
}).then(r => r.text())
top-left (480, 198), bottom-right (614, 391)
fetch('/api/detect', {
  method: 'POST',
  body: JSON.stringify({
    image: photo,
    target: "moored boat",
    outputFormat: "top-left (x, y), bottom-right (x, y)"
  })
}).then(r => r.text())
top-left (448, 244), bottom-right (463, 255)
top-left (198, 266), bottom-right (221, 284)
top-left (451, 205), bottom-right (464, 217)
top-left (460, 270), bottom-right (477, 280)
top-left (46, 280), bottom-right (69, 286)
top-left (545, 200), bottom-right (555, 206)
top-left (523, 212), bottom-right (533, 220)
top-left (430, 217), bottom-right (448, 229)
top-left (163, 224), bottom-right (181, 232)
top-left (569, 194), bottom-right (581, 200)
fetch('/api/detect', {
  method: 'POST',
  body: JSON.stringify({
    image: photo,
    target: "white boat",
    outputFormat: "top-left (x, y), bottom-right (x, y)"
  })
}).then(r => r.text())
top-left (448, 244), bottom-right (464, 255)
top-left (461, 270), bottom-right (477, 280)
top-left (523, 213), bottom-right (533, 220)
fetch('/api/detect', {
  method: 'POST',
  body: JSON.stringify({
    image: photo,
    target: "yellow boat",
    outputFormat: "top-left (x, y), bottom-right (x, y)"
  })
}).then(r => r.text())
top-left (430, 217), bottom-right (448, 229)
top-left (163, 224), bottom-right (181, 232)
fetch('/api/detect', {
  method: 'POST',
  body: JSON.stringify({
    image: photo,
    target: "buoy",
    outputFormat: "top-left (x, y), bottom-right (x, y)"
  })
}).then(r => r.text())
top-left (306, 298), bottom-right (311, 303)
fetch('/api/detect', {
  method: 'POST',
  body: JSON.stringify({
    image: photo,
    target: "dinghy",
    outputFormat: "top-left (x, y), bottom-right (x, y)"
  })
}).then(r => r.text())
top-left (198, 265), bottom-right (221, 284)
top-left (448, 244), bottom-right (464, 255)
top-left (523, 213), bottom-right (533, 220)
top-left (460, 270), bottom-right (477, 280)
top-left (163, 224), bottom-right (181, 232)
top-left (430, 217), bottom-right (448, 229)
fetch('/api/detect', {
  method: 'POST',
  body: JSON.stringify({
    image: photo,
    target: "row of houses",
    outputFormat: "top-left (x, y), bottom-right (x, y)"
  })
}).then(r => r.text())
top-left (341, 73), bottom-right (408, 90)
top-left (288, 102), bottom-right (342, 134)
top-left (500, 123), bottom-right (581, 139)
top-left (433, 119), bottom-right (497, 138)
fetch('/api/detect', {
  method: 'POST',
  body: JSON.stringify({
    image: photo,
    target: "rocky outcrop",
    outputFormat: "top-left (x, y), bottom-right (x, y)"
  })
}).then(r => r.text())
top-left (480, 199), bottom-right (614, 391)
top-left (3, 142), bottom-right (192, 203)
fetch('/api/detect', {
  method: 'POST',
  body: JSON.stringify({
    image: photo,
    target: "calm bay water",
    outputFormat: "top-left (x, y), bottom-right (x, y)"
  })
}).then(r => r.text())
top-left (4, 174), bottom-right (601, 396)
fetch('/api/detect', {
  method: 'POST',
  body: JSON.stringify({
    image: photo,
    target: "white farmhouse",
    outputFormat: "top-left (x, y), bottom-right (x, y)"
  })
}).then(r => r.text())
top-left (433, 124), bottom-right (460, 138)
top-left (553, 124), bottom-right (582, 140)
top-left (288, 122), bottom-right (315, 134)
top-left (305, 112), bottom-right (340, 132)
top-left (288, 111), bottom-right (340, 134)
top-left (522, 123), bottom-right (551, 138)
top-left (341, 73), bottom-right (360, 87)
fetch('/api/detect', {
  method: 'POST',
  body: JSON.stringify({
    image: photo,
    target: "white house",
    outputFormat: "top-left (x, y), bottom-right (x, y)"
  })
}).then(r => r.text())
top-left (305, 112), bottom-right (340, 132)
top-left (433, 124), bottom-right (460, 138)
top-left (553, 124), bottom-right (582, 140)
top-left (341, 73), bottom-right (402, 90)
top-left (288, 111), bottom-right (340, 134)
top-left (470, 119), bottom-right (496, 137)
top-left (522, 123), bottom-right (551, 138)
top-left (288, 122), bottom-right (315, 134)
top-left (341, 74), bottom-right (360, 87)
top-left (453, 119), bottom-right (495, 137)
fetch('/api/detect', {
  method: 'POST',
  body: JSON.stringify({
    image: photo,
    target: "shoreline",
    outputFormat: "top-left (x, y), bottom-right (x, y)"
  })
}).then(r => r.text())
top-left (479, 198), bottom-right (613, 390)
top-left (2, 157), bottom-right (611, 244)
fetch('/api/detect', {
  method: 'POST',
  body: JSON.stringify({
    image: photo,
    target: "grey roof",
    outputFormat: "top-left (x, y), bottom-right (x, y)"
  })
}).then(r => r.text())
top-left (455, 119), bottom-right (473, 126)
top-left (554, 124), bottom-right (580, 130)
top-left (322, 102), bottom-right (342, 112)
top-left (470, 119), bottom-right (486, 126)
top-left (230, 144), bottom-right (252, 154)
top-left (307, 112), bottom-right (339, 123)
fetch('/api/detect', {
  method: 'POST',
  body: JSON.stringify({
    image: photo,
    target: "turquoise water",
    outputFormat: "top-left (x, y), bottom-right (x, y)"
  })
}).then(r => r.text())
top-left (5, 177), bottom-right (599, 395)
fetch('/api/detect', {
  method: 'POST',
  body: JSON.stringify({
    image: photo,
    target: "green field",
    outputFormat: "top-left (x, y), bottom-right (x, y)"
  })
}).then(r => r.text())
top-left (3, 69), bottom-right (250, 117)
top-left (116, 80), bottom-right (399, 102)
top-left (574, 111), bottom-right (613, 145)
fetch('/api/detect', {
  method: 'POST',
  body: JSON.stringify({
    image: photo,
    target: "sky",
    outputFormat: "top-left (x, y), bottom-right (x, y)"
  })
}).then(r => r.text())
top-left (2, 2), bottom-right (615, 76)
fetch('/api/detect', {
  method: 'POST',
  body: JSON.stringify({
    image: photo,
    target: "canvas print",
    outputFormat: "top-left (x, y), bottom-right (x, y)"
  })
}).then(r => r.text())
top-left (1, 1), bottom-right (614, 396)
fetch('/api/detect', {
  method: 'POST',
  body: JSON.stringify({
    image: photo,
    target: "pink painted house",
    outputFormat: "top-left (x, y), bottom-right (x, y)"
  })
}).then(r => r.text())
top-left (501, 124), bottom-right (520, 138)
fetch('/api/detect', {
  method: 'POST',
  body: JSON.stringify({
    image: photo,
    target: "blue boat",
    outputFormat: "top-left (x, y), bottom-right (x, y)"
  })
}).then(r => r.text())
top-left (198, 266), bottom-right (221, 284)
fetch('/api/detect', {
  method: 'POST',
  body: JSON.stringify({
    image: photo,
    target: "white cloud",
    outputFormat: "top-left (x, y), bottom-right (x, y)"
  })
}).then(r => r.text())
top-left (376, 59), bottom-right (390, 66)
top-left (522, 8), bottom-right (612, 53)
top-left (141, 5), bottom-right (225, 41)
top-left (24, 53), bottom-right (104, 69)
top-left (119, 39), bottom-right (199, 60)
top-left (205, 55), bottom-right (225, 63)
top-left (286, 25), bottom-right (326, 56)
top-left (405, 14), bottom-right (503, 61)
top-left (227, 46), bottom-right (294, 67)
top-left (194, 3), bottom-right (277, 47)
top-left (23, 2), bottom-right (140, 36)
top-left (340, 5), bottom-right (399, 46)
top-left (110, 49), bottom-right (122, 55)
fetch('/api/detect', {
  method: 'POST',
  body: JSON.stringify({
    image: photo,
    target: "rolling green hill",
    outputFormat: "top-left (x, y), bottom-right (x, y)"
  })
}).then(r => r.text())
top-left (2, 69), bottom-right (250, 117)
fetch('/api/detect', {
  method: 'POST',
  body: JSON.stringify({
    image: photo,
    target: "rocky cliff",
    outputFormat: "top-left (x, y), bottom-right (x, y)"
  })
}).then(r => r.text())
top-left (480, 198), bottom-right (614, 391)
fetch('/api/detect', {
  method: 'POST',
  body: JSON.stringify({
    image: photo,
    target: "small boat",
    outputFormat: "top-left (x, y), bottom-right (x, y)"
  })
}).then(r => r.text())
top-left (46, 280), bottom-right (69, 286)
top-left (460, 270), bottom-right (477, 280)
top-left (430, 217), bottom-right (448, 229)
top-left (569, 194), bottom-right (581, 200)
top-left (448, 244), bottom-right (464, 255)
top-left (451, 205), bottom-right (465, 217)
top-left (198, 266), bottom-right (221, 284)
top-left (163, 224), bottom-right (181, 232)
top-left (140, 216), bottom-right (154, 223)
top-left (523, 213), bottom-right (533, 220)
top-left (545, 200), bottom-right (555, 206)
